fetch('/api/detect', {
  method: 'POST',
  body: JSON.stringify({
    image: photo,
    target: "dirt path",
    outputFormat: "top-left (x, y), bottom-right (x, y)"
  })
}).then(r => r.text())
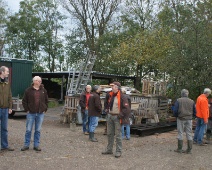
top-left (1, 107), bottom-right (211, 170)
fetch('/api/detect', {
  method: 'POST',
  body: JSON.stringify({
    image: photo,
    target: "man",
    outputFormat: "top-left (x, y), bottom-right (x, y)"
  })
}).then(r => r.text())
top-left (0, 66), bottom-right (14, 151)
top-left (102, 82), bottom-right (131, 158)
top-left (121, 89), bottom-right (131, 140)
top-left (206, 98), bottom-right (212, 143)
top-left (173, 89), bottom-right (196, 154)
top-left (79, 85), bottom-right (91, 135)
top-left (193, 88), bottom-right (211, 146)
top-left (21, 76), bottom-right (48, 151)
top-left (88, 85), bottom-right (102, 142)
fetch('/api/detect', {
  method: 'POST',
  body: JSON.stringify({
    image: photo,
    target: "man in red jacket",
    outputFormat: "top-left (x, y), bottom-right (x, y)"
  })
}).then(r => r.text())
top-left (193, 88), bottom-right (211, 146)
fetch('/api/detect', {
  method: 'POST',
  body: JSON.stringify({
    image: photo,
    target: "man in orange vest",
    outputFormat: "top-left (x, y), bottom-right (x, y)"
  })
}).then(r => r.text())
top-left (102, 82), bottom-right (131, 158)
top-left (193, 88), bottom-right (211, 146)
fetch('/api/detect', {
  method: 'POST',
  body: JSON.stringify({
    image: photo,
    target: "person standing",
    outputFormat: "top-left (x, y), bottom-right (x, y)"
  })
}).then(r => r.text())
top-left (21, 76), bottom-right (48, 151)
top-left (79, 85), bottom-right (91, 135)
top-left (173, 89), bottom-right (196, 154)
top-left (193, 88), bottom-right (211, 146)
top-left (121, 89), bottom-right (131, 140)
top-left (206, 98), bottom-right (212, 144)
top-left (0, 66), bottom-right (14, 151)
top-left (102, 82), bottom-right (131, 158)
top-left (88, 85), bottom-right (102, 142)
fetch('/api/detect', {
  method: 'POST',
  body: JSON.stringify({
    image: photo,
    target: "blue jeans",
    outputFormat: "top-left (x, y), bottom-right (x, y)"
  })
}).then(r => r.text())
top-left (0, 108), bottom-right (9, 149)
top-left (89, 116), bottom-right (98, 133)
top-left (121, 124), bottom-right (130, 139)
top-left (24, 113), bottom-right (44, 147)
top-left (82, 110), bottom-right (89, 132)
top-left (193, 118), bottom-right (206, 144)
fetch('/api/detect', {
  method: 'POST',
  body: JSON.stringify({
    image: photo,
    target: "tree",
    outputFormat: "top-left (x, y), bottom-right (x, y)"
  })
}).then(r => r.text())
top-left (0, 0), bottom-right (9, 56)
top-left (60, 0), bottom-right (121, 72)
top-left (5, 0), bottom-right (66, 72)
top-left (157, 0), bottom-right (212, 99)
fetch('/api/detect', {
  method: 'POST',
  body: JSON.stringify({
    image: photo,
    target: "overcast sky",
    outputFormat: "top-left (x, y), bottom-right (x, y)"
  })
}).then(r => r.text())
top-left (6, 0), bottom-right (21, 13)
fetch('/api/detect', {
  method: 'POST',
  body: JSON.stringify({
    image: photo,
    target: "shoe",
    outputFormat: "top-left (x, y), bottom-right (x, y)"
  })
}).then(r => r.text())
top-left (126, 138), bottom-right (130, 140)
top-left (84, 132), bottom-right (89, 135)
top-left (115, 152), bottom-right (121, 158)
top-left (193, 141), bottom-right (197, 144)
top-left (102, 150), bottom-right (113, 155)
top-left (21, 146), bottom-right (29, 151)
top-left (198, 143), bottom-right (207, 146)
top-left (174, 140), bottom-right (183, 153)
top-left (33, 146), bottom-right (41, 151)
top-left (1, 147), bottom-right (14, 151)
top-left (89, 132), bottom-right (98, 142)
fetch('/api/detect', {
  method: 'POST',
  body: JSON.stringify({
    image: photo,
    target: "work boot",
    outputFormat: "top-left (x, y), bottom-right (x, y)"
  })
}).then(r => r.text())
top-left (206, 133), bottom-right (211, 144)
top-left (102, 150), bottom-right (113, 155)
top-left (174, 140), bottom-right (183, 153)
top-left (183, 140), bottom-right (192, 154)
top-left (89, 132), bottom-right (92, 140)
top-left (21, 146), bottom-right (29, 151)
top-left (89, 132), bottom-right (98, 142)
top-left (1, 147), bottom-right (14, 151)
top-left (115, 152), bottom-right (121, 158)
top-left (33, 146), bottom-right (41, 151)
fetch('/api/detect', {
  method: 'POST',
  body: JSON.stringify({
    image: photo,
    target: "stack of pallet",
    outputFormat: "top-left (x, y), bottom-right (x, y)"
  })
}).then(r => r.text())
top-left (158, 98), bottom-right (169, 120)
top-left (142, 80), bottom-right (167, 96)
top-left (133, 97), bottom-right (159, 124)
top-left (60, 95), bottom-right (80, 124)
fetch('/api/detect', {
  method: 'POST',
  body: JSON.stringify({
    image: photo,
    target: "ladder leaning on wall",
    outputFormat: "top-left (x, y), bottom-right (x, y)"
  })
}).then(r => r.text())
top-left (66, 51), bottom-right (96, 96)
top-left (60, 50), bottom-right (96, 124)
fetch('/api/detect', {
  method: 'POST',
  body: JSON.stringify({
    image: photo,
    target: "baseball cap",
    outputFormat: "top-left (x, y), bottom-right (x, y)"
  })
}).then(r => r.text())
top-left (109, 81), bottom-right (121, 87)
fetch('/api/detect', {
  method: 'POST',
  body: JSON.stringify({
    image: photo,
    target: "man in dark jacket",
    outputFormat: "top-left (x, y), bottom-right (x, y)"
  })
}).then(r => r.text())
top-left (0, 66), bottom-right (14, 151)
top-left (79, 85), bottom-right (91, 135)
top-left (21, 76), bottom-right (48, 151)
top-left (102, 82), bottom-right (131, 158)
top-left (121, 89), bottom-right (131, 140)
top-left (88, 85), bottom-right (102, 142)
top-left (173, 89), bottom-right (196, 154)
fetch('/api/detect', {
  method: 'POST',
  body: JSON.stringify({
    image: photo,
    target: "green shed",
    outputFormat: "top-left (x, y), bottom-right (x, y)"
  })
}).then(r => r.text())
top-left (0, 58), bottom-right (33, 97)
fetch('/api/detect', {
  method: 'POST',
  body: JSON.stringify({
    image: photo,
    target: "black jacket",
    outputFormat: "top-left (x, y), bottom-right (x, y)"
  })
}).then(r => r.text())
top-left (22, 84), bottom-right (48, 113)
top-left (88, 92), bottom-right (102, 117)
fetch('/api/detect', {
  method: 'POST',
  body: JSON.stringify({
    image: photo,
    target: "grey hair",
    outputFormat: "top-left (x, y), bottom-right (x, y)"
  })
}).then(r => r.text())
top-left (181, 89), bottom-right (189, 97)
top-left (203, 88), bottom-right (211, 95)
top-left (0, 66), bottom-right (8, 72)
top-left (32, 76), bottom-right (41, 82)
top-left (86, 85), bottom-right (91, 88)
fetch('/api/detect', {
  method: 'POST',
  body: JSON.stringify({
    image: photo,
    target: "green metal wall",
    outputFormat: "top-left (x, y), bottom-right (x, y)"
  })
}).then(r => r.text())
top-left (0, 58), bottom-right (33, 97)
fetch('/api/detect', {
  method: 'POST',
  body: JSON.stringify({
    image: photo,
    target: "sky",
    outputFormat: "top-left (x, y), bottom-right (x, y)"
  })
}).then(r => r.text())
top-left (6, 0), bottom-right (21, 13)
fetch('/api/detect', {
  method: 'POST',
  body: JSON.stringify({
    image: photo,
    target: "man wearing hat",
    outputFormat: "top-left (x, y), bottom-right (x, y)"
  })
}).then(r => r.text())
top-left (102, 82), bottom-right (131, 158)
top-left (193, 88), bottom-right (211, 146)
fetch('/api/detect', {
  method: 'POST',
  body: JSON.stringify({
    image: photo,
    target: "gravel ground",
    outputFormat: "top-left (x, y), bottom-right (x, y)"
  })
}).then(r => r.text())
top-left (1, 107), bottom-right (212, 170)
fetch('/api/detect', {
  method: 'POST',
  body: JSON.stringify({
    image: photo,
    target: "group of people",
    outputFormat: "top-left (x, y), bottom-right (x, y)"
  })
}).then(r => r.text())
top-left (2, 63), bottom-right (211, 157)
top-left (173, 88), bottom-right (212, 154)
top-left (79, 82), bottom-right (131, 158)
top-left (0, 65), bottom-right (48, 152)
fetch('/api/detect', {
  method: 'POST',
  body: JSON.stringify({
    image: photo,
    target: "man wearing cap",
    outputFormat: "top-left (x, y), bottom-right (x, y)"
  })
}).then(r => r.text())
top-left (193, 88), bottom-right (211, 146)
top-left (88, 85), bottom-right (102, 142)
top-left (173, 89), bottom-right (196, 154)
top-left (102, 82), bottom-right (131, 158)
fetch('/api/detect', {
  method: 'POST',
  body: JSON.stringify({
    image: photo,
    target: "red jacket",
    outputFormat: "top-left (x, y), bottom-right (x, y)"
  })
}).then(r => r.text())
top-left (196, 94), bottom-right (209, 122)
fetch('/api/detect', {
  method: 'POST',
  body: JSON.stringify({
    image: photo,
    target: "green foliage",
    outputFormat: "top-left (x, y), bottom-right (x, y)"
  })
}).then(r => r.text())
top-left (157, 0), bottom-right (212, 99)
top-left (5, 0), bottom-right (66, 72)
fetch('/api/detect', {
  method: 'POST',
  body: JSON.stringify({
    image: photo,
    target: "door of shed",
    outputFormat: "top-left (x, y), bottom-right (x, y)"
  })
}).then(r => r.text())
top-left (0, 58), bottom-right (33, 97)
